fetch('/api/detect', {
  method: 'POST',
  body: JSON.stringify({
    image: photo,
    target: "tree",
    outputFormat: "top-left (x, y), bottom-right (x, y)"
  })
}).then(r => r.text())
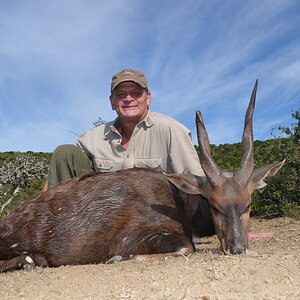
top-left (272, 108), bottom-right (300, 143)
top-left (195, 107), bottom-right (300, 219)
top-left (0, 153), bottom-right (49, 217)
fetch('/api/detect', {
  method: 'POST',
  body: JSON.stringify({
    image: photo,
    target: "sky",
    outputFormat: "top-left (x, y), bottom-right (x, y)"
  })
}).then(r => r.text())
top-left (0, 0), bottom-right (299, 152)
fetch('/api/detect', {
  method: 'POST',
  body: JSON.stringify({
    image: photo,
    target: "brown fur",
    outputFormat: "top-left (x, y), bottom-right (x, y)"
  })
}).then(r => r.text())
top-left (0, 168), bottom-right (214, 272)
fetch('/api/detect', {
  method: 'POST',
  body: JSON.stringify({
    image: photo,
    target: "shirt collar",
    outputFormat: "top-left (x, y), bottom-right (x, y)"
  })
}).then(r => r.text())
top-left (142, 111), bottom-right (154, 128)
top-left (106, 110), bottom-right (154, 137)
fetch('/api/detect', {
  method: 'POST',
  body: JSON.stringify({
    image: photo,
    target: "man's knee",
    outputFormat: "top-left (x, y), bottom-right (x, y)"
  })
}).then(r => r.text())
top-left (51, 144), bottom-right (92, 168)
top-left (48, 144), bottom-right (93, 188)
top-left (52, 144), bottom-right (81, 161)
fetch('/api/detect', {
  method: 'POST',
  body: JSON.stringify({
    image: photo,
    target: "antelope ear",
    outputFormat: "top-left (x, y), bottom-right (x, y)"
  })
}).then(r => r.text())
top-left (164, 173), bottom-right (210, 197)
top-left (251, 160), bottom-right (285, 192)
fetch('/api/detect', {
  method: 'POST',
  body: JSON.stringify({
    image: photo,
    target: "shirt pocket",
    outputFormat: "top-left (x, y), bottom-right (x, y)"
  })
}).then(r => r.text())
top-left (134, 157), bottom-right (163, 171)
top-left (94, 158), bottom-right (114, 172)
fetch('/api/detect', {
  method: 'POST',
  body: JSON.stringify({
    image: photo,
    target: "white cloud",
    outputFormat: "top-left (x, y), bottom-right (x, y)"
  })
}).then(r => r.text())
top-left (0, 0), bottom-right (299, 151)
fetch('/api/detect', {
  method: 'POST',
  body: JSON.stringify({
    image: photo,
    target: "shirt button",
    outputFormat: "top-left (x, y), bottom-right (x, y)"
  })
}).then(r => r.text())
top-left (127, 154), bottom-right (129, 158)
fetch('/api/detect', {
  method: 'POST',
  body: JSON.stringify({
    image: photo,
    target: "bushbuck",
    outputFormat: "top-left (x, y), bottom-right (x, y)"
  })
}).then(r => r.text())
top-left (0, 81), bottom-right (284, 272)
top-left (167, 80), bottom-right (284, 254)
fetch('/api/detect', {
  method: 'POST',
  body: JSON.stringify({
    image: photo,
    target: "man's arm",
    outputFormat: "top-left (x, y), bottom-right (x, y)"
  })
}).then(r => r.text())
top-left (168, 121), bottom-right (204, 176)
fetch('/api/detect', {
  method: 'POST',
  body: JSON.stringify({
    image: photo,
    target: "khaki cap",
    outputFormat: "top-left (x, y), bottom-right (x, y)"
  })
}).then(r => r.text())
top-left (111, 68), bottom-right (148, 93)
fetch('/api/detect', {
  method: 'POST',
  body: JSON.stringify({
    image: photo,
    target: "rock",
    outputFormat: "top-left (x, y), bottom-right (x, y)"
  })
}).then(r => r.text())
top-left (245, 249), bottom-right (259, 258)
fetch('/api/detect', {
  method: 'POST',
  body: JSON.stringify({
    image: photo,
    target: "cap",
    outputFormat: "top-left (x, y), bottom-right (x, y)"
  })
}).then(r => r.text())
top-left (111, 68), bottom-right (148, 93)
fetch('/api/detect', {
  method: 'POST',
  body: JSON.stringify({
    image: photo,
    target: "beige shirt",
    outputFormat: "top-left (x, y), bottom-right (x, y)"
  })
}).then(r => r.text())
top-left (77, 111), bottom-right (204, 176)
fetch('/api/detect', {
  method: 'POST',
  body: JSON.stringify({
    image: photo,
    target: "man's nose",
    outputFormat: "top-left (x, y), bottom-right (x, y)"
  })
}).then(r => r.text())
top-left (124, 94), bottom-right (134, 101)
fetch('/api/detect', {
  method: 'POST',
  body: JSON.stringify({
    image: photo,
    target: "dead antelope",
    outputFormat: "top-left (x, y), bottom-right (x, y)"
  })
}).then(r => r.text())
top-left (0, 81), bottom-right (284, 272)
top-left (167, 80), bottom-right (285, 254)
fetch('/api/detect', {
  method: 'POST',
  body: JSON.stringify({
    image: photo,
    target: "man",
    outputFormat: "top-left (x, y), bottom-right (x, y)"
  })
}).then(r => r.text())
top-left (45, 68), bottom-right (204, 190)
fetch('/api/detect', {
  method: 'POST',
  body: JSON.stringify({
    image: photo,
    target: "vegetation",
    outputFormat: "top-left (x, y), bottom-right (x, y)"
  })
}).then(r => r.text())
top-left (0, 152), bottom-right (52, 218)
top-left (196, 107), bottom-right (300, 218)
top-left (0, 110), bottom-right (299, 219)
top-left (200, 137), bottom-right (299, 218)
top-left (271, 108), bottom-right (300, 143)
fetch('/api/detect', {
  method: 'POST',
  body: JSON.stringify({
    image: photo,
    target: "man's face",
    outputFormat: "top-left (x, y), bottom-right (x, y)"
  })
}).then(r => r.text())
top-left (110, 82), bottom-right (151, 123)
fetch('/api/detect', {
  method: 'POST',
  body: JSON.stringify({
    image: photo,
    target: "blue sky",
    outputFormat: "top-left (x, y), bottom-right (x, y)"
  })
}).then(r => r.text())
top-left (0, 0), bottom-right (299, 152)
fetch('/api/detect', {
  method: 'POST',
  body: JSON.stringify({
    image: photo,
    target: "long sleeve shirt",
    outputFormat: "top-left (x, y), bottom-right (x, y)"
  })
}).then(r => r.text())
top-left (77, 111), bottom-right (204, 176)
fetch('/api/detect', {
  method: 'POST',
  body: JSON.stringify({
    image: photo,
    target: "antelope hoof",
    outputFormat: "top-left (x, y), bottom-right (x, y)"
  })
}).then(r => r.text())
top-left (106, 255), bottom-right (124, 264)
top-left (23, 256), bottom-right (35, 272)
top-left (23, 263), bottom-right (34, 272)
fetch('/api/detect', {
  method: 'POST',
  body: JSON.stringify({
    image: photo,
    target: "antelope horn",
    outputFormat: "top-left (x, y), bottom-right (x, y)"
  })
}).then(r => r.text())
top-left (233, 80), bottom-right (258, 185)
top-left (196, 110), bottom-right (224, 188)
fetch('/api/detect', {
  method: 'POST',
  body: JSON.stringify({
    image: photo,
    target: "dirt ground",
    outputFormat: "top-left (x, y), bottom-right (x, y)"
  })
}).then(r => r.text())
top-left (0, 217), bottom-right (299, 300)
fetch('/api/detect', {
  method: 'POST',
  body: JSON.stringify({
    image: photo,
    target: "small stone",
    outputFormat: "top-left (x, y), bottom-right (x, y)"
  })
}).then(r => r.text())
top-left (248, 268), bottom-right (256, 275)
top-left (152, 274), bottom-right (160, 281)
top-left (245, 249), bottom-right (259, 258)
top-left (163, 287), bottom-right (172, 297)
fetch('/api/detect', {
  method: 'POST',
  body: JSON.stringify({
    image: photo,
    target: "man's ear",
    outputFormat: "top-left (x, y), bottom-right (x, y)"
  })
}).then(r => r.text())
top-left (251, 160), bottom-right (285, 192)
top-left (146, 91), bottom-right (152, 108)
top-left (164, 173), bottom-right (210, 198)
top-left (110, 95), bottom-right (116, 110)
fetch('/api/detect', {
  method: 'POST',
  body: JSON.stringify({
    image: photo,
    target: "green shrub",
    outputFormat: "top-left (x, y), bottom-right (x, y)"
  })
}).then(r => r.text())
top-left (0, 152), bottom-right (51, 218)
top-left (195, 137), bottom-right (300, 218)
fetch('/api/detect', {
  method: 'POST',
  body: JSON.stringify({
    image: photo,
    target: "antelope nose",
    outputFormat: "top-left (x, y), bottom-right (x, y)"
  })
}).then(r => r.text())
top-left (230, 244), bottom-right (246, 255)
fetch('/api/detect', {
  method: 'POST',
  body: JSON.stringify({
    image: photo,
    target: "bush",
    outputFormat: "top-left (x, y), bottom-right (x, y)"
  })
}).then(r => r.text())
top-left (0, 152), bottom-right (51, 218)
top-left (195, 137), bottom-right (299, 218)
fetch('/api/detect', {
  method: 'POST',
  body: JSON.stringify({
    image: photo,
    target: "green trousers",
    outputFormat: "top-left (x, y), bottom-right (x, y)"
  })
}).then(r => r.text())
top-left (48, 144), bottom-right (94, 188)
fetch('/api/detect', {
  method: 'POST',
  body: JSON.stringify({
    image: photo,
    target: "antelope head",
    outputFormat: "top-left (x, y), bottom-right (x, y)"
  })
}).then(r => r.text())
top-left (166, 81), bottom-right (285, 254)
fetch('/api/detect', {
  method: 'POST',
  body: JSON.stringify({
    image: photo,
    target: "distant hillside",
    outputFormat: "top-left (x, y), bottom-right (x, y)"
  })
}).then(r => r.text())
top-left (0, 138), bottom-right (299, 219)
top-left (196, 137), bottom-right (299, 218)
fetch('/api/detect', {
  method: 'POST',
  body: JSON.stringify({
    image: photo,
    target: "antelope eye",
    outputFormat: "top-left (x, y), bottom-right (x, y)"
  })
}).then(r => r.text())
top-left (242, 204), bottom-right (251, 215)
top-left (209, 204), bottom-right (218, 213)
top-left (210, 205), bottom-right (227, 218)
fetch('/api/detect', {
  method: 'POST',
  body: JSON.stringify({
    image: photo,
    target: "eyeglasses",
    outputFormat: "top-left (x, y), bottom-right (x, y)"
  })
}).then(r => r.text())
top-left (114, 90), bottom-right (144, 100)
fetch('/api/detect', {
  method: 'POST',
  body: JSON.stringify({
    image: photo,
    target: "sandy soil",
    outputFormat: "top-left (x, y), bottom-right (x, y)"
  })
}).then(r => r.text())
top-left (0, 217), bottom-right (299, 300)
